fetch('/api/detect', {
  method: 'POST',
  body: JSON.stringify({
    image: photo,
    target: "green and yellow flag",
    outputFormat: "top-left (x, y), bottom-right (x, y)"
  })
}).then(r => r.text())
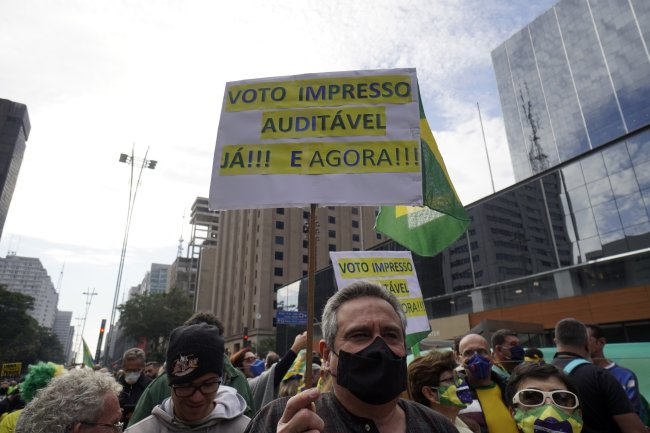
top-left (82, 338), bottom-right (95, 368)
top-left (375, 91), bottom-right (470, 257)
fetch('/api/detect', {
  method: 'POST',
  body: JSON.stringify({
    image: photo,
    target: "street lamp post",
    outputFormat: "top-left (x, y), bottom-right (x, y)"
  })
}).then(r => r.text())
top-left (103, 147), bottom-right (157, 365)
top-left (76, 288), bottom-right (97, 363)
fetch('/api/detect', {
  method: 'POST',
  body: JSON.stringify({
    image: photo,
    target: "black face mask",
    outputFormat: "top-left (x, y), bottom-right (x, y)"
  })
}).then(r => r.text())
top-left (332, 336), bottom-right (407, 405)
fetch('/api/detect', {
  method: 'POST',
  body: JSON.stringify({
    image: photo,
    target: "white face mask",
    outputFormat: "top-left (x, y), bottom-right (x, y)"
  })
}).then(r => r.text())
top-left (124, 371), bottom-right (141, 385)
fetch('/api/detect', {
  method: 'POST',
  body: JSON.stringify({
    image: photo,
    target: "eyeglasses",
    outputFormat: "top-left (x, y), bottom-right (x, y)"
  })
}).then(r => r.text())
top-left (172, 380), bottom-right (221, 398)
top-left (80, 421), bottom-right (124, 432)
top-left (513, 389), bottom-right (579, 410)
top-left (461, 348), bottom-right (490, 358)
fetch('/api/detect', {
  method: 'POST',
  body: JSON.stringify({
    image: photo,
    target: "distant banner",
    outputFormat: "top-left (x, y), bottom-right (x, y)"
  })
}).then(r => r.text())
top-left (209, 68), bottom-right (421, 210)
top-left (1, 362), bottom-right (21, 377)
top-left (330, 251), bottom-right (431, 348)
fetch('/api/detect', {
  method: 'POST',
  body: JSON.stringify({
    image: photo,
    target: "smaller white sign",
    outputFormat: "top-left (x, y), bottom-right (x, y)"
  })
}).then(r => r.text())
top-left (330, 250), bottom-right (430, 345)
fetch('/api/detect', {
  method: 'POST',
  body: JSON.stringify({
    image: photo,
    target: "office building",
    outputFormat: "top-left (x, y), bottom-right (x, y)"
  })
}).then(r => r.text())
top-left (52, 310), bottom-right (74, 364)
top-left (167, 256), bottom-right (195, 295)
top-left (185, 197), bottom-right (219, 302)
top-left (0, 254), bottom-right (58, 328)
top-left (140, 263), bottom-right (170, 295)
top-left (0, 99), bottom-right (30, 240)
top-left (194, 206), bottom-right (385, 353)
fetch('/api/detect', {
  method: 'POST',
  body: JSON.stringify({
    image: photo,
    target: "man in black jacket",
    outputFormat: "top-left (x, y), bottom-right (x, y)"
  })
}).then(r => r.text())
top-left (119, 347), bottom-right (152, 424)
top-left (551, 318), bottom-right (645, 433)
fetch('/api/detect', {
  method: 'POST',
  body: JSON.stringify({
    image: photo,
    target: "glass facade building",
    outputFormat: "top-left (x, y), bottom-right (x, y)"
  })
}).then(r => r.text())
top-left (492, 0), bottom-right (650, 181)
top-left (275, 128), bottom-right (650, 350)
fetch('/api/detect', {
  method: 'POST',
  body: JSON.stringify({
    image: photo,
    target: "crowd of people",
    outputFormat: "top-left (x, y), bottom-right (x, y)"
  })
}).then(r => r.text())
top-left (0, 280), bottom-right (648, 433)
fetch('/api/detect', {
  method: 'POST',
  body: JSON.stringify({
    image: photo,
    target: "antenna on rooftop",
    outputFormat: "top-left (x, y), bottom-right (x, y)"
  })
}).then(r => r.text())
top-left (56, 262), bottom-right (65, 293)
top-left (177, 210), bottom-right (185, 258)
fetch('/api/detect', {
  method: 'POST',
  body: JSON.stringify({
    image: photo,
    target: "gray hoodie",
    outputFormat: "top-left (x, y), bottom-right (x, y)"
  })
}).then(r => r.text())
top-left (125, 385), bottom-right (250, 433)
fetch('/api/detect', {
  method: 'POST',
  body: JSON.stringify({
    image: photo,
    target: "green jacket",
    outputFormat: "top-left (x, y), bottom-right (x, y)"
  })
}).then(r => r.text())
top-left (128, 357), bottom-right (255, 427)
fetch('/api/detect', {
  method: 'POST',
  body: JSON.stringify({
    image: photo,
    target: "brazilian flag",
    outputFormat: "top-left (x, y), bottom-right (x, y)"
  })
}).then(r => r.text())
top-left (375, 88), bottom-right (470, 257)
top-left (82, 338), bottom-right (95, 368)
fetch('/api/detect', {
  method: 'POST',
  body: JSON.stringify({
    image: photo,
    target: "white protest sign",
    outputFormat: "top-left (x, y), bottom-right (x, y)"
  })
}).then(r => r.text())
top-left (209, 69), bottom-right (422, 210)
top-left (330, 250), bottom-right (430, 348)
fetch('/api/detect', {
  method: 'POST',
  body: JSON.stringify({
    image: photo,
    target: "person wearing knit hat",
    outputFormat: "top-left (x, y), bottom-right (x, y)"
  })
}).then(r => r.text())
top-left (125, 323), bottom-right (250, 433)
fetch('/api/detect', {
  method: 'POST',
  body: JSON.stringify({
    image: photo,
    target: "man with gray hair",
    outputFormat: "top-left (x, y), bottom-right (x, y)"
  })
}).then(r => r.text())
top-left (244, 281), bottom-right (457, 433)
top-left (551, 318), bottom-right (646, 433)
top-left (16, 368), bottom-right (122, 433)
top-left (119, 347), bottom-right (151, 425)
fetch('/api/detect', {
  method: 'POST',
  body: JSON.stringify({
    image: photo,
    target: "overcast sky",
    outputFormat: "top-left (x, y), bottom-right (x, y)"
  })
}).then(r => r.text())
top-left (0, 0), bottom-right (556, 360)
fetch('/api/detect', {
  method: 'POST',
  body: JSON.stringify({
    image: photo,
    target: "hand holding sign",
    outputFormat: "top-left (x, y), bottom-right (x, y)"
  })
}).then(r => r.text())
top-left (277, 388), bottom-right (324, 433)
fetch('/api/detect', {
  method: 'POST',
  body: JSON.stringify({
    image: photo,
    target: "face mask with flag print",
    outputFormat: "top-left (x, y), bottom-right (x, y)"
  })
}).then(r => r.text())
top-left (514, 404), bottom-right (583, 433)
top-left (451, 370), bottom-right (474, 405)
top-left (435, 383), bottom-right (469, 408)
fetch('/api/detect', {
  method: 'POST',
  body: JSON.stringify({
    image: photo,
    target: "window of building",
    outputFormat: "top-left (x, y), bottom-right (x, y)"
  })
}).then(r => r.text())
top-left (328, 229), bottom-right (336, 238)
top-left (276, 221), bottom-right (284, 229)
top-left (353, 247), bottom-right (360, 251)
top-left (352, 207), bottom-right (359, 215)
top-left (302, 255), bottom-right (308, 263)
top-left (376, 233), bottom-right (382, 240)
top-left (274, 267), bottom-right (283, 277)
top-left (275, 236), bottom-right (284, 245)
top-left (352, 220), bottom-right (359, 228)
top-left (352, 234), bottom-right (360, 242)
top-left (302, 240), bottom-right (308, 249)
top-left (328, 216), bottom-right (336, 224)
top-left (275, 251), bottom-right (283, 260)
top-left (276, 207), bottom-right (285, 215)
top-left (329, 244), bottom-right (336, 251)
top-left (303, 211), bottom-right (309, 219)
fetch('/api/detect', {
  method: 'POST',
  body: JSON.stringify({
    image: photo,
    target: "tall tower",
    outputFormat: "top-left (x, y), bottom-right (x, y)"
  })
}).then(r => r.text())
top-left (0, 99), bottom-right (30, 239)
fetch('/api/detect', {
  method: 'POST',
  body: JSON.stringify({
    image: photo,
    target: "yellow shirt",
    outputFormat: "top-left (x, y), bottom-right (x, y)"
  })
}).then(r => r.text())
top-left (476, 383), bottom-right (518, 433)
top-left (0, 409), bottom-right (21, 433)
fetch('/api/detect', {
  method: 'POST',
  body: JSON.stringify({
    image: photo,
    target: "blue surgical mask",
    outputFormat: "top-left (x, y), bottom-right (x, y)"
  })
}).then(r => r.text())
top-left (250, 359), bottom-right (265, 377)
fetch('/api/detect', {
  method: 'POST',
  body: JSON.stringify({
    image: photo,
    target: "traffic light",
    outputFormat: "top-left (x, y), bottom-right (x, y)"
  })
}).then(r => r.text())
top-left (243, 326), bottom-right (249, 347)
top-left (95, 319), bottom-right (107, 364)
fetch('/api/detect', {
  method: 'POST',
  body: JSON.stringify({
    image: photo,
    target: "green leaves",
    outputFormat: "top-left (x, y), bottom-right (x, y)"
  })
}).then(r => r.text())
top-left (0, 285), bottom-right (65, 370)
top-left (117, 288), bottom-right (193, 362)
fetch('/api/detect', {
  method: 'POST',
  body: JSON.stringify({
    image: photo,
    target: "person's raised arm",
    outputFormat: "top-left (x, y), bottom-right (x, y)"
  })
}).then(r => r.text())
top-left (273, 332), bottom-right (308, 388)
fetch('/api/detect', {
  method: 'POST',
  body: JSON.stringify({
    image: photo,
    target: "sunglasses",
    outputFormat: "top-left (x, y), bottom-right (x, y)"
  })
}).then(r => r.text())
top-left (513, 389), bottom-right (579, 410)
